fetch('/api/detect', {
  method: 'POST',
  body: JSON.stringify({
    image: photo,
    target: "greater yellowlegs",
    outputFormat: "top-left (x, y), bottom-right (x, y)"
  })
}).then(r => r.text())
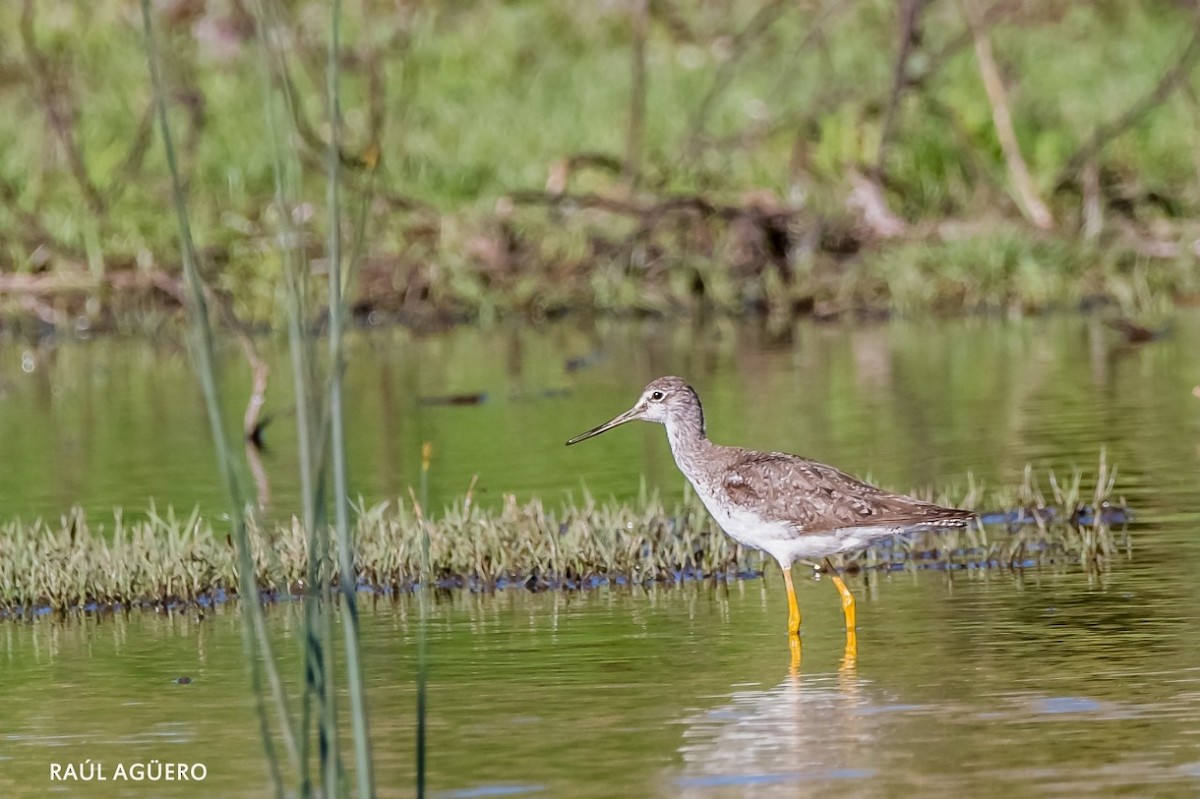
top-left (566, 376), bottom-right (975, 645)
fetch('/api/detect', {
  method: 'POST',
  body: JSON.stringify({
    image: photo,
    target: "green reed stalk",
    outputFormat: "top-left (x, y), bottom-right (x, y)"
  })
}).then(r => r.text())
top-left (322, 597), bottom-right (341, 799)
top-left (327, 1), bottom-right (375, 796)
top-left (139, 2), bottom-right (286, 796)
top-left (417, 443), bottom-right (432, 798)
top-left (248, 2), bottom-right (329, 794)
top-left (251, 0), bottom-right (319, 555)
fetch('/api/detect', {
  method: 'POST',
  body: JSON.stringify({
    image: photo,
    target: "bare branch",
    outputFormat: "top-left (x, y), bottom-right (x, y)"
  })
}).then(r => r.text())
top-left (847, 170), bottom-right (908, 239)
top-left (18, 0), bottom-right (106, 217)
top-left (960, 0), bottom-right (1054, 229)
top-left (624, 0), bottom-right (649, 188)
top-left (876, 0), bottom-right (925, 177)
top-left (545, 152), bottom-right (624, 195)
top-left (1057, 19), bottom-right (1200, 185)
top-left (686, 0), bottom-right (791, 149)
top-left (1081, 158), bottom-right (1102, 240)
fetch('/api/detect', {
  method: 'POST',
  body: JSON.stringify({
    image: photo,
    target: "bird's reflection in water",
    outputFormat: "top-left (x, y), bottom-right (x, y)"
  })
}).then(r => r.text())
top-left (675, 639), bottom-right (876, 796)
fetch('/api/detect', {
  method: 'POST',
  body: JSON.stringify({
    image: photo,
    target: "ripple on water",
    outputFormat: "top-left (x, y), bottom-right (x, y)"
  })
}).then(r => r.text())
top-left (675, 769), bottom-right (875, 788)
top-left (433, 785), bottom-right (546, 798)
top-left (1032, 696), bottom-right (1108, 715)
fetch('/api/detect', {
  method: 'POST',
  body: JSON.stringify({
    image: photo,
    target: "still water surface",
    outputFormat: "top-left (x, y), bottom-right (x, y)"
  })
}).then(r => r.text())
top-left (1, 312), bottom-right (1199, 796)
top-left (0, 313), bottom-right (1197, 520)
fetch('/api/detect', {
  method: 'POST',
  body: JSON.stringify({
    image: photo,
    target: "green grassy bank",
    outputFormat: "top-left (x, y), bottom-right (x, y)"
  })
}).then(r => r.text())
top-left (2, 1), bottom-right (1198, 329)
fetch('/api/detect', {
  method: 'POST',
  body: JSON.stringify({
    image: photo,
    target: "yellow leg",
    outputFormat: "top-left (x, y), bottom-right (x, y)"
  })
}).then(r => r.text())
top-left (782, 566), bottom-right (801, 636)
top-left (825, 559), bottom-right (857, 631)
top-left (842, 628), bottom-right (858, 670)
top-left (831, 574), bottom-right (857, 630)
top-left (792, 623), bottom-right (801, 676)
top-left (824, 559), bottom-right (859, 667)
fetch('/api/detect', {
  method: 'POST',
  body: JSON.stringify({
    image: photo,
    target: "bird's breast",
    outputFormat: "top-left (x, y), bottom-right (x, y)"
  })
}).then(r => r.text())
top-left (690, 483), bottom-right (795, 548)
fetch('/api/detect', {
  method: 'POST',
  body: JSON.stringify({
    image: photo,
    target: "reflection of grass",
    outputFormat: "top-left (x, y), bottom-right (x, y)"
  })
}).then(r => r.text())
top-left (0, 459), bottom-right (1127, 617)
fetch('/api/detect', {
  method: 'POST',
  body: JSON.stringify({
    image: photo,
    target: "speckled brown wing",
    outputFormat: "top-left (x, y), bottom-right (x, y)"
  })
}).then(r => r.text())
top-left (720, 450), bottom-right (975, 535)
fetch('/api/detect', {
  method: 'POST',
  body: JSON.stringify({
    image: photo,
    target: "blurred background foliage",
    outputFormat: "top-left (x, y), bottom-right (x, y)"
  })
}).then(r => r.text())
top-left (1, 0), bottom-right (1199, 328)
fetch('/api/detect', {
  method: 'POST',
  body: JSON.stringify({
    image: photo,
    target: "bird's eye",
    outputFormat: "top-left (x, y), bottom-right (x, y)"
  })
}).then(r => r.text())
top-left (650, 390), bottom-right (664, 401)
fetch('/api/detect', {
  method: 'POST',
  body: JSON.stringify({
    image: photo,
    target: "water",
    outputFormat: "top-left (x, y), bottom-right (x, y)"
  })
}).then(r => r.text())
top-left (2, 312), bottom-right (1200, 796)
top-left (2, 314), bottom-right (1196, 520)
top-left (2, 574), bottom-right (1199, 796)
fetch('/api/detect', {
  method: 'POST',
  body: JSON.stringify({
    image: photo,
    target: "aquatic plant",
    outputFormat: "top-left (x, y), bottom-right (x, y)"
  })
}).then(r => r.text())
top-left (139, 0), bottom-right (380, 794)
top-left (140, 2), bottom-right (296, 794)
top-left (0, 460), bottom-right (1128, 619)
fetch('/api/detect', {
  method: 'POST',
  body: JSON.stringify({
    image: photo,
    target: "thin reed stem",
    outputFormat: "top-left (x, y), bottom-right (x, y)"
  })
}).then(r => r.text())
top-left (248, 3), bottom-right (324, 792)
top-left (139, 1), bottom-right (287, 796)
top-left (327, 1), bottom-right (375, 796)
top-left (416, 442), bottom-right (432, 799)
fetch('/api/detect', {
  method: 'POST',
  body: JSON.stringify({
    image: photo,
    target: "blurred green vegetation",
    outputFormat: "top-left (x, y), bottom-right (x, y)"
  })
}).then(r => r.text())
top-left (1, 0), bottom-right (1199, 327)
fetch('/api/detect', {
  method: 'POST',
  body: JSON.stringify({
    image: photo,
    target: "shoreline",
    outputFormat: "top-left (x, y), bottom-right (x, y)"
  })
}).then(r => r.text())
top-left (1, 220), bottom-right (1193, 338)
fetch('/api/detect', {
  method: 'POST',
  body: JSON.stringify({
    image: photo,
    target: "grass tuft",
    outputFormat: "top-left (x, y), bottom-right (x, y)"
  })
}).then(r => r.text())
top-left (0, 457), bottom-right (1128, 619)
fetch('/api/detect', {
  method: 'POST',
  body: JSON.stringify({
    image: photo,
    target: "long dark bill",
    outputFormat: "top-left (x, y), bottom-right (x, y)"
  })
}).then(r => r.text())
top-left (565, 407), bottom-right (641, 446)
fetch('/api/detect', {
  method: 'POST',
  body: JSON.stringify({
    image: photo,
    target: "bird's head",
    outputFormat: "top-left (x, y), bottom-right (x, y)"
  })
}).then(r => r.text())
top-left (566, 376), bottom-right (703, 445)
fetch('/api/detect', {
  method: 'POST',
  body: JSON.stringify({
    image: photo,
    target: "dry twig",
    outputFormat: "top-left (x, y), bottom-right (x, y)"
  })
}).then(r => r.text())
top-left (624, 0), bottom-right (650, 188)
top-left (18, 0), bottom-right (106, 217)
top-left (960, 0), bottom-right (1054, 230)
top-left (876, 0), bottom-right (926, 177)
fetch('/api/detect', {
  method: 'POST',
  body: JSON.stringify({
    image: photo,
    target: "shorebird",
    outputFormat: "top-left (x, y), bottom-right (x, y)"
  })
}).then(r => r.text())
top-left (566, 376), bottom-right (975, 648)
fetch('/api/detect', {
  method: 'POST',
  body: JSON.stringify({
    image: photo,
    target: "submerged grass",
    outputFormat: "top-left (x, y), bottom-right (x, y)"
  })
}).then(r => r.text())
top-left (0, 460), bottom-right (1129, 619)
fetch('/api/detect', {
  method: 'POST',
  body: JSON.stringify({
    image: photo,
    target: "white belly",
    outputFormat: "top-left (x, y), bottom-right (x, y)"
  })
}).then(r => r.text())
top-left (693, 484), bottom-right (902, 567)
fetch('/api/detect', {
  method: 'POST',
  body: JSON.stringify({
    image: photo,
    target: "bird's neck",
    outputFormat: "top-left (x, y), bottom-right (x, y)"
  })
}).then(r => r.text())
top-left (665, 407), bottom-right (712, 480)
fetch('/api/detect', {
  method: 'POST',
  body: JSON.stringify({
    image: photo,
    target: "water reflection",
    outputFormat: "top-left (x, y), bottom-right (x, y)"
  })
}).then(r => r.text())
top-left (4, 312), bottom-right (1200, 798)
top-left (1, 312), bottom-right (1199, 523)
top-left (676, 660), bottom-right (875, 796)
top-left (5, 573), bottom-right (1200, 797)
